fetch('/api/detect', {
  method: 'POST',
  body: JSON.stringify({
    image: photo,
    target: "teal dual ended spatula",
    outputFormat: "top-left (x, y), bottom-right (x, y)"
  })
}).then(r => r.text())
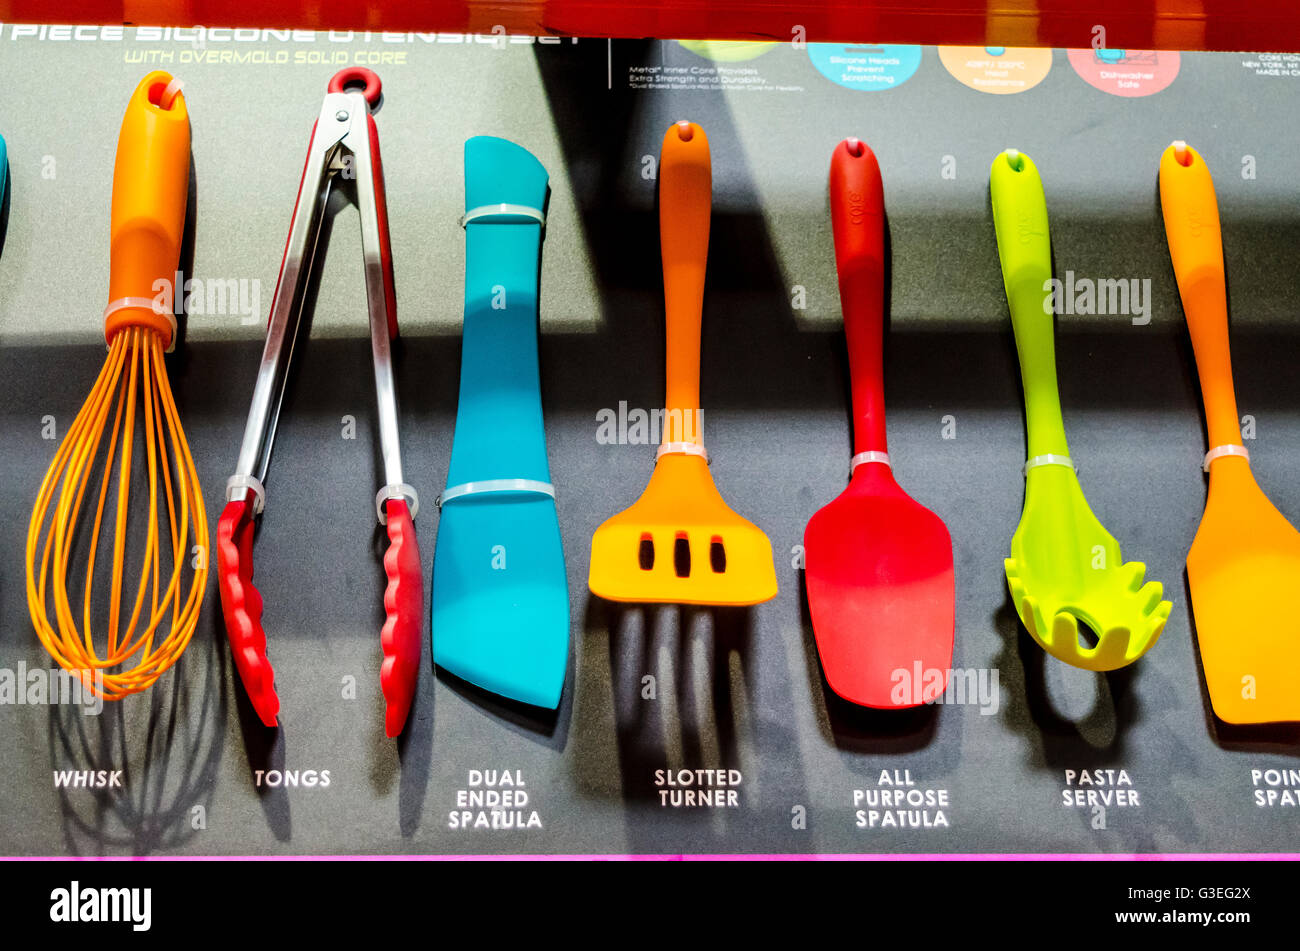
top-left (990, 148), bottom-right (1171, 671)
top-left (431, 136), bottom-right (570, 710)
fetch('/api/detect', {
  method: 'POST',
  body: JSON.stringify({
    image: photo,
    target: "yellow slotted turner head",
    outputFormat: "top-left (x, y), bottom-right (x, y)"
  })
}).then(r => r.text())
top-left (589, 454), bottom-right (777, 605)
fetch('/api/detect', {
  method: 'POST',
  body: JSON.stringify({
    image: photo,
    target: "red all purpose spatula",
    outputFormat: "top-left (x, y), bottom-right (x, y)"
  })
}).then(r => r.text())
top-left (803, 138), bottom-right (956, 709)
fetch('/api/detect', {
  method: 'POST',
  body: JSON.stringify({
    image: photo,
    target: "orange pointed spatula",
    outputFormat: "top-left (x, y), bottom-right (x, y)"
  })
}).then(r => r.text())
top-left (1159, 140), bottom-right (1300, 724)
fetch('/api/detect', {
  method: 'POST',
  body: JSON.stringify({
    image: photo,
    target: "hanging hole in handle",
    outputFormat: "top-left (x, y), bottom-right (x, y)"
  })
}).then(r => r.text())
top-left (328, 67), bottom-right (382, 111)
top-left (844, 137), bottom-right (864, 157)
top-left (1172, 140), bottom-right (1193, 167)
top-left (674, 120), bottom-right (695, 142)
top-left (1003, 148), bottom-right (1025, 172)
top-left (147, 77), bottom-right (183, 111)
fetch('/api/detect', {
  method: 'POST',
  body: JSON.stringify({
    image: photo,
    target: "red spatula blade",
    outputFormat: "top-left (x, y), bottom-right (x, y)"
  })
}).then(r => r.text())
top-left (806, 470), bottom-right (955, 708)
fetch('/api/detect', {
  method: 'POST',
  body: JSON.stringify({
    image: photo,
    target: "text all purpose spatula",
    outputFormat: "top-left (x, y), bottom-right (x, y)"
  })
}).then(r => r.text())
top-left (588, 121), bottom-right (777, 605)
top-left (1160, 141), bottom-right (1300, 724)
top-left (803, 138), bottom-right (955, 708)
top-left (991, 148), bottom-right (1171, 671)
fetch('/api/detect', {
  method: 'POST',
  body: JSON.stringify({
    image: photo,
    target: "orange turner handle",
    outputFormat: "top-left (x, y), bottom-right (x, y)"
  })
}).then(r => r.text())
top-left (659, 121), bottom-right (711, 446)
top-left (1159, 142), bottom-right (1241, 450)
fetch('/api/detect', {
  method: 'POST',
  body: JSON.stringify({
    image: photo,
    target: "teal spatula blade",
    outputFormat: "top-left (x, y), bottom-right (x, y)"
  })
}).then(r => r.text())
top-left (431, 136), bottom-right (570, 709)
top-left (433, 495), bottom-right (568, 708)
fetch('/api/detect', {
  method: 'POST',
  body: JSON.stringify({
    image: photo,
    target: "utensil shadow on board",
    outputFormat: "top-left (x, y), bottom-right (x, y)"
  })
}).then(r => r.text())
top-left (796, 568), bottom-right (941, 757)
top-left (993, 593), bottom-right (1141, 766)
top-left (589, 598), bottom-right (755, 804)
top-left (230, 655), bottom-right (291, 843)
top-left (170, 155), bottom-right (198, 355)
top-left (0, 159), bottom-right (11, 261)
top-left (433, 667), bottom-right (570, 747)
top-left (1184, 572), bottom-right (1300, 752)
top-left (393, 665), bottom-right (435, 836)
top-left (47, 624), bottom-right (228, 856)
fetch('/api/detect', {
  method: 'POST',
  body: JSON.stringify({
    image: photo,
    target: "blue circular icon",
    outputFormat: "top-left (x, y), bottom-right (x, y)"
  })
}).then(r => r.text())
top-left (807, 43), bottom-right (923, 91)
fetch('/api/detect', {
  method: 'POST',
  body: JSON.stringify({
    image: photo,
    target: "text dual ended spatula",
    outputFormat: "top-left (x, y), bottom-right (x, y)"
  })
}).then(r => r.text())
top-left (1160, 142), bottom-right (1300, 724)
top-left (430, 137), bottom-right (570, 710)
top-left (216, 69), bottom-right (423, 737)
top-left (588, 121), bottom-right (777, 606)
top-left (990, 148), bottom-right (1171, 671)
top-left (803, 139), bottom-right (955, 709)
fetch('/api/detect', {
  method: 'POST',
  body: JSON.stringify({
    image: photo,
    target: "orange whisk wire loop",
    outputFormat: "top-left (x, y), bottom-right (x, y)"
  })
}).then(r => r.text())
top-left (26, 326), bottom-right (209, 701)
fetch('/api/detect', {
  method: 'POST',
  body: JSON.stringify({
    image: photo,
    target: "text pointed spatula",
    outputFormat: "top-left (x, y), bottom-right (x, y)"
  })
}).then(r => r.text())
top-left (803, 139), bottom-right (955, 708)
top-left (1159, 141), bottom-right (1300, 724)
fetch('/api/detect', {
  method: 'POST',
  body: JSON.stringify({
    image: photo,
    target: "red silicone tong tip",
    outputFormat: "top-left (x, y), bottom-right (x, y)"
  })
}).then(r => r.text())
top-left (216, 499), bottom-right (280, 727)
top-left (379, 498), bottom-right (423, 738)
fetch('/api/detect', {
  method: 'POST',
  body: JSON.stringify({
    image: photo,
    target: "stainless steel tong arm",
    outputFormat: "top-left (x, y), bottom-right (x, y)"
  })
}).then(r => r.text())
top-left (227, 87), bottom-right (408, 517)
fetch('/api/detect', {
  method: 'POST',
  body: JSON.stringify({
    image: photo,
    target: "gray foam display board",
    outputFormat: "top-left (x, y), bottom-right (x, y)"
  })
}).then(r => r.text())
top-left (1, 33), bottom-right (1299, 855)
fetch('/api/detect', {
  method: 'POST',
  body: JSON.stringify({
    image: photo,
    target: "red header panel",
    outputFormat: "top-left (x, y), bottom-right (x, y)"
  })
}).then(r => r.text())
top-left (0, 1), bottom-right (1298, 52)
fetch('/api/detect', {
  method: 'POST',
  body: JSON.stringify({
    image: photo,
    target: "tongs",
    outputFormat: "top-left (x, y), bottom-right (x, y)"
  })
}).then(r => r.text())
top-left (215, 68), bottom-right (423, 737)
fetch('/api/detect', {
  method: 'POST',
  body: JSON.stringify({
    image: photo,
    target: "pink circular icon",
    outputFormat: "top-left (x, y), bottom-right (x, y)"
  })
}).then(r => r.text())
top-left (1068, 49), bottom-right (1181, 98)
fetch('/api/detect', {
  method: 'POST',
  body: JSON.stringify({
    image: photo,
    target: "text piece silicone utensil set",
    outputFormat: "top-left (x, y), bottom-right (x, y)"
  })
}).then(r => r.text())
top-left (990, 148), bottom-right (1171, 672)
top-left (803, 138), bottom-right (955, 709)
top-left (26, 72), bottom-right (208, 702)
top-left (430, 137), bottom-right (570, 710)
top-left (1159, 142), bottom-right (1300, 724)
top-left (588, 121), bottom-right (778, 607)
top-left (215, 69), bottom-right (423, 737)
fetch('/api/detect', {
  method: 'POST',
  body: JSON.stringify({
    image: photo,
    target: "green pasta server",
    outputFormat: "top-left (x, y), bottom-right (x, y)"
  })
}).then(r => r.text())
top-left (989, 148), bottom-right (1171, 671)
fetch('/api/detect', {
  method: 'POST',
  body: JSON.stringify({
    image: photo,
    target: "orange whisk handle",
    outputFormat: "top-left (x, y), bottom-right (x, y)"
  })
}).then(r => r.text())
top-left (107, 71), bottom-right (190, 350)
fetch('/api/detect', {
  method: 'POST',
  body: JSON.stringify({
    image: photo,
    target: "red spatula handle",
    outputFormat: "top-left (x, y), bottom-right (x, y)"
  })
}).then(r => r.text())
top-left (829, 138), bottom-right (888, 456)
top-left (659, 121), bottom-right (711, 445)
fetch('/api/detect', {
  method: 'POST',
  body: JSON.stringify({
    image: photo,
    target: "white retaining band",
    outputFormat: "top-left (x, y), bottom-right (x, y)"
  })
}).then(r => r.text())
top-left (460, 204), bottom-right (546, 228)
top-left (226, 474), bottom-right (267, 515)
top-left (656, 442), bottom-right (709, 463)
top-left (1203, 444), bottom-right (1250, 472)
top-left (376, 483), bottom-right (420, 524)
top-left (850, 450), bottom-right (892, 472)
top-left (161, 77), bottom-right (185, 109)
top-left (1023, 453), bottom-right (1076, 476)
top-left (103, 296), bottom-right (178, 351)
top-left (436, 478), bottom-right (555, 508)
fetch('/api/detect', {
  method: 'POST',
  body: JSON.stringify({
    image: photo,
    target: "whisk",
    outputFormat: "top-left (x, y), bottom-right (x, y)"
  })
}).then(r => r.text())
top-left (26, 71), bottom-right (206, 701)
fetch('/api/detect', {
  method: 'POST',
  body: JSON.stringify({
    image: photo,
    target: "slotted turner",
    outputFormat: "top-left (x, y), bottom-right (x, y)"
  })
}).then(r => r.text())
top-left (1160, 140), bottom-right (1300, 724)
top-left (991, 148), bottom-right (1171, 671)
top-left (587, 121), bottom-right (777, 605)
top-left (804, 138), bottom-right (955, 708)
